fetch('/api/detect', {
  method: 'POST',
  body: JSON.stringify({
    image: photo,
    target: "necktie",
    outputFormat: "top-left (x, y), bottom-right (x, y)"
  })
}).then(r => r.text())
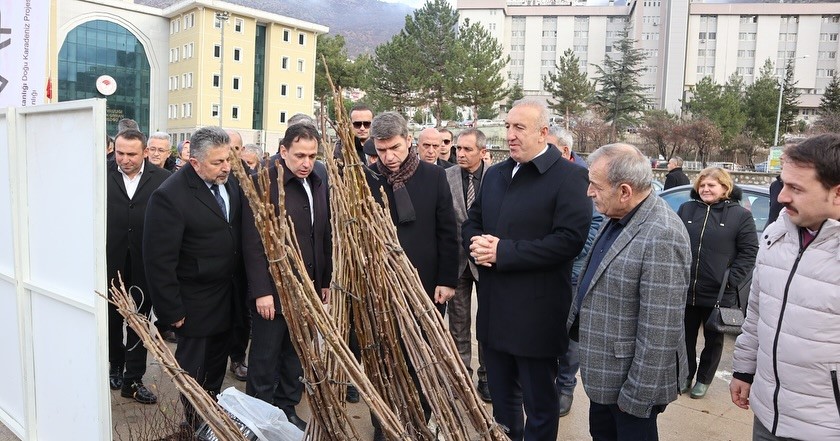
top-left (466, 174), bottom-right (475, 209)
top-left (211, 184), bottom-right (227, 221)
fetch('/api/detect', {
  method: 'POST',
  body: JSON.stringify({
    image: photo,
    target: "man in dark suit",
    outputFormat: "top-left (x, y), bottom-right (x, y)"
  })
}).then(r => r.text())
top-left (568, 143), bottom-right (690, 441)
top-left (664, 156), bottom-right (691, 189)
top-left (107, 129), bottom-right (170, 404)
top-left (417, 127), bottom-right (454, 169)
top-left (445, 128), bottom-right (491, 402)
top-left (462, 100), bottom-right (592, 441)
top-left (143, 126), bottom-right (244, 430)
top-left (225, 128), bottom-right (250, 382)
top-left (242, 124), bottom-right (331, 431)
top-left (366, 111), bottom-right (458, 441)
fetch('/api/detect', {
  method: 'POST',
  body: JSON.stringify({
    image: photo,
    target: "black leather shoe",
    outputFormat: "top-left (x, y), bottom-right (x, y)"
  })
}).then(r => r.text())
top-left (286, 412), bottom-right (307, 432)
top-left (477, 380), bottom-right (492, 403)
top-left (230, 360), bottom-right (248, 381)
top-left (121, 381), bottom-right (158, 404)
top-left (346, 385), bottom-right (360, 403)
top-left (558, 393), bottom-right (574, 417)
top-left (109, 365), bottom-right (123, 390)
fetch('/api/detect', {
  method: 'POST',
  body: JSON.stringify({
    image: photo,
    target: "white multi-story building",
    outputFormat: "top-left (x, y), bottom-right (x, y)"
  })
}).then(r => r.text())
top-left (458, 0), bottom-right (840, 120)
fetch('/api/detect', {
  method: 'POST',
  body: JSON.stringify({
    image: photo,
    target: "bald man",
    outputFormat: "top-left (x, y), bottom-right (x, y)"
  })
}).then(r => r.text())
top-left (418, 127), bottom-right (454, 169)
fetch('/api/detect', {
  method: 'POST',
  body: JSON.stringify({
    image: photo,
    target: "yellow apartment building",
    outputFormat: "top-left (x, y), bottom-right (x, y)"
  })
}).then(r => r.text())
top-left (54, 0), bottom-right (327, 151)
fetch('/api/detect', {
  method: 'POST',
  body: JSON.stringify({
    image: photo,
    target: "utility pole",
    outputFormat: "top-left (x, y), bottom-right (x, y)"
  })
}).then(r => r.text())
top-left (216, 11), bottom-right (229, 128)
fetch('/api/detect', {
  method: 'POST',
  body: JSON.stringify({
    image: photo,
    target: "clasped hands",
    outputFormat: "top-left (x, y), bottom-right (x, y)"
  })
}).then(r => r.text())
top-left (469, 234), bottom-right (499, 267)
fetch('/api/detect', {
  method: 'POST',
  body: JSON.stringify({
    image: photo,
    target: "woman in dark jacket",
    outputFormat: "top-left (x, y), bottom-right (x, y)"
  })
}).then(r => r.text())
top-left (677, 167), bottom-right (758, 399)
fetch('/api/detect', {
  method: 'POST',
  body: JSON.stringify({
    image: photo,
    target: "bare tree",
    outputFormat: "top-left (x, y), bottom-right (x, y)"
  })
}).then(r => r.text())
top-left (682, 117), bottom-right (722, 167)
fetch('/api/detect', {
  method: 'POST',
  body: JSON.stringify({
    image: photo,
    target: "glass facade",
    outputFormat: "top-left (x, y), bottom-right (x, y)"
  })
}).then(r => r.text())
top-left (58, 20), bottom-right (151, 135)
top-left (252, 24), bottom-right (266, 131)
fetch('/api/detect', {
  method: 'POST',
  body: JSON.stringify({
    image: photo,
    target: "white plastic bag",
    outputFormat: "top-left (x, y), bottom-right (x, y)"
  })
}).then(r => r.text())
top-left (217, 387), bottom-right (304, 441)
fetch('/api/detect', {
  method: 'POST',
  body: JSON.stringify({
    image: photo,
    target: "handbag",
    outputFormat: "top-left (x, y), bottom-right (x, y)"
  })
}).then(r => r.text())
top-left (704, 268), bottom-right (745, 335)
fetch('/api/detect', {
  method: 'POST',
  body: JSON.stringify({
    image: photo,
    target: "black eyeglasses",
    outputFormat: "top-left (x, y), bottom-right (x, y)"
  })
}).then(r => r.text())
top-left (352, 121), bottom-right (372, 129)
top-left (442, 139), bottom-right (452, 145)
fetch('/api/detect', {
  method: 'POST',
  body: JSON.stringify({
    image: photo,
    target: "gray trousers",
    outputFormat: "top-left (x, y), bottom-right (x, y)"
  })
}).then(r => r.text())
top-left (753, 416), bottom-right (799, 441)
top-left (448, 267), bottom-right (486, 381)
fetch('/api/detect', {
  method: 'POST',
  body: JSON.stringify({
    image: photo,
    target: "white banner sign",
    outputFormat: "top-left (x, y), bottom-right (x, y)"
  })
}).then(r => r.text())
top-left (0, 0), bottom-right (50, 108)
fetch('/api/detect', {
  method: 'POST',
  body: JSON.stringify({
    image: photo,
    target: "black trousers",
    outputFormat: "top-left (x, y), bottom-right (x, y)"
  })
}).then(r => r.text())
top-left (483, 345), bottom-right (559, 441)
top-left (589, 402), bottom-right (664, 441)
top-left (684, 304), bottom-right (724, 385)
top-left (107, 254), bottom-right (151, 382)
top-left (229, 289), bottom-right (251, 364)
top-left (175, 332), bottom-right (230, 429)
top-left (245, 300), bottom-right (303, 413)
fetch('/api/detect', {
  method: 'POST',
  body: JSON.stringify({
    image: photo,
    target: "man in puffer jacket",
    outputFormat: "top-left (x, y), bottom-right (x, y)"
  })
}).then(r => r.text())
top-left (730, 133), bottom-right (840, 440)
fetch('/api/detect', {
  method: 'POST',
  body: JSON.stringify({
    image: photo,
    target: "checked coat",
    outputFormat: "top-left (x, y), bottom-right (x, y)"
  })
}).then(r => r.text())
top-left (568, 194), bottom-right (691, 418)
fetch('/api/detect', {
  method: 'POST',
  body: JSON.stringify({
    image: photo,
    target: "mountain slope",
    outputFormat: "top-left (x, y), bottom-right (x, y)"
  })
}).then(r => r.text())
top-left (135, 0), bottom-right (412, 56)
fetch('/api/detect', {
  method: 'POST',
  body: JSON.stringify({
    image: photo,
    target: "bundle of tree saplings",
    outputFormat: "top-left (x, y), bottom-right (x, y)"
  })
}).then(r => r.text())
top-left (102, 276), bottom-right (246, 441)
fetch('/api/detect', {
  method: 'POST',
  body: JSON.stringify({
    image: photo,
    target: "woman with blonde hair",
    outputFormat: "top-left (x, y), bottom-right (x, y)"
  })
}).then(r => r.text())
top-left (677, 167), bottom-right (758, 398)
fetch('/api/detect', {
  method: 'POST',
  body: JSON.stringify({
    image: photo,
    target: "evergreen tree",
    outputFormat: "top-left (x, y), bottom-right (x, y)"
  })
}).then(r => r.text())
top-left (716, 73), bottom-right (748, 148)
top-left (477, 103), bottom-right (498, 119)
top-left (820, 75), bottom-right (840, 114)
top-left (544, 49), bottom-right (594, 129)
top-left (368, 34), bottom-right (420, 114)
top-left (686, 76), bottom-right (721, 118)
top-left (744, 59), bottom-right (781, 146)
top-left (401, 0), bottom-right (459, 126)
top-left (780, 60), bottom-right (801, 135)
top-left (592, 34), bottom-right (650, 142)
top-left (448, 19), bottom-right (509, 126)
top-left (315, 35), bottom-right (359, 129)
top-left (505, 82), bottom-right (525, 112)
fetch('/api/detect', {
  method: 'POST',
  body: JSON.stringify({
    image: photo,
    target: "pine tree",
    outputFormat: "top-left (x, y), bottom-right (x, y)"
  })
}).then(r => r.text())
top-left (401, 0), bottom-right (459, 126)
top-left (448, 19), bottom-right (509, 126)
top-left (780, 60), bottom-right (801, 135)
top-left (505, 82), bottom-right (525, 111)
top-left (744, 59), bottom-right (781, 146)
top-left (368, 34), bottom-right (421, 113)
top-left (592, 34), bottom-right (650, 142)
top-left (820, 75), bottom-right (840, 114)
top-left (544, 49), bottom-right (594, 129)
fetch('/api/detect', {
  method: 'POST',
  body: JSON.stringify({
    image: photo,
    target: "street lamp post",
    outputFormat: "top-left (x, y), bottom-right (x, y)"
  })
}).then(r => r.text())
top-left (773, 55), bottom-right (808, 147)
top-left (215, 11), bottom-right (229, 128)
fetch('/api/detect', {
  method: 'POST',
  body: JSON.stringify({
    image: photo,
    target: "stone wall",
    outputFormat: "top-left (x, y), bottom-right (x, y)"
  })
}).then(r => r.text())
top-left (653, 170), bottom-right (777, 187)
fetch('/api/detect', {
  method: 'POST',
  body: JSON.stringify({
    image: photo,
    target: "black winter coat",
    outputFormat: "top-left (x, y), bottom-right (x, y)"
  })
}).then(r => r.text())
top-left (677, 186), bottom-right (759, 307)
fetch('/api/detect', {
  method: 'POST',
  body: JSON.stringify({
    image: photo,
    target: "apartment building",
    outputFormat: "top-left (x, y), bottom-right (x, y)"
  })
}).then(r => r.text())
top-left (54, 0), bottom-right (327, 148)
top-left (457, 0), bottom-right (840, 118)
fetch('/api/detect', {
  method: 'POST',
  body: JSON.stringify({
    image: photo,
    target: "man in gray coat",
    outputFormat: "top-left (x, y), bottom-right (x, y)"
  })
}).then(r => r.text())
top-left (568, 143), bottom-right (690, 440)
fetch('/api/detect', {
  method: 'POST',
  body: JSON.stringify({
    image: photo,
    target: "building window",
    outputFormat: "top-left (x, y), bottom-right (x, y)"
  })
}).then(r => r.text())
top-left (542, 45), bottom-right (556, 52)
top-left (234, 18), bottom-right (244, 33)
top-left (211, 104), bottom-right (220, 118)
top-left (736, 67), bottom-right (754, 75)
top-left (232, 106), bottom-right (240, 120)
top-left (573, 45), bottom-right (587, 52)
top-left (169, 48), bottom-right (179, 63)
top-left (739, 32), bottom-right (756, 41)
top-left (739, 15), bottom-right (757, 24)
top-left (296, 86), bottom-right (304, 99)
top-left (280, 84), bottom-right (288, 96)
top-left (212, 74), bottom-right (220, 88)
top-left (297, 59), bottom-right (304, 72)
top-left (184, 13), bottom-right (194, 28)
top-left (280, 111), bottom-right (287, 123)
top-left (299, 33), bottom-right (306, 45)
top-left (233, 77), bottom-right (241, 90)
top-left (822, 15), bottom-right (840, 23)
top-left (213, 44), bottom-right (221, 58)
top-left (821, 33), bottom-right (839, 41)
top-left (819, 51), bottom-right (837, 59)
top-left (184, 103), bottom-right (192, 118)
top-left (214, 16), bottom-right (222, 29)
top-left (283, 29), bottom-right (290, 42)
top-left (282, 56), bottom-right (289, 69)
top-left (489, 23), bottom-right (496, 31)
top-left (169, 104), bottom-right (177, 119)
top-left (574, 30), bottom-right (588, 38)
top-left (233, 48), bottom-right (241, 61)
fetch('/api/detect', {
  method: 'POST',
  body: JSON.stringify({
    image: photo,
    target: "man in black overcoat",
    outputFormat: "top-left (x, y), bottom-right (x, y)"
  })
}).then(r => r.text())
top-left (143, 126), bottom-right (244, 429)
top-left (107, 129), bottom-right (170, 404)
top-left (241, 124), bottom-right (331, 431)
top-left (462, 99), bottom-right (592, 441)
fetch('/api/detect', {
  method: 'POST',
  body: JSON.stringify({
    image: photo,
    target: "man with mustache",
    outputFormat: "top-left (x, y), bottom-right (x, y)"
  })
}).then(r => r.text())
top-left (143, 126), bottom-right (244, 431)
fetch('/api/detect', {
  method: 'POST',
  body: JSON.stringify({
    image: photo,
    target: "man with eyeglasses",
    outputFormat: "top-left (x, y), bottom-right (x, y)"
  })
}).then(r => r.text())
top-left (438, 128), bottom-right (456, 164)
top-left (147, 132), bottom-right (176, 172)
top-left (333, 103), bottom-right (374, 163)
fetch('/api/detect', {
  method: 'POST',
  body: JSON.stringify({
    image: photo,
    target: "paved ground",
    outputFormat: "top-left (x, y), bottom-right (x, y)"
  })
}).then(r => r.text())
top-left (0, 294), bottom-right (755, 440)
